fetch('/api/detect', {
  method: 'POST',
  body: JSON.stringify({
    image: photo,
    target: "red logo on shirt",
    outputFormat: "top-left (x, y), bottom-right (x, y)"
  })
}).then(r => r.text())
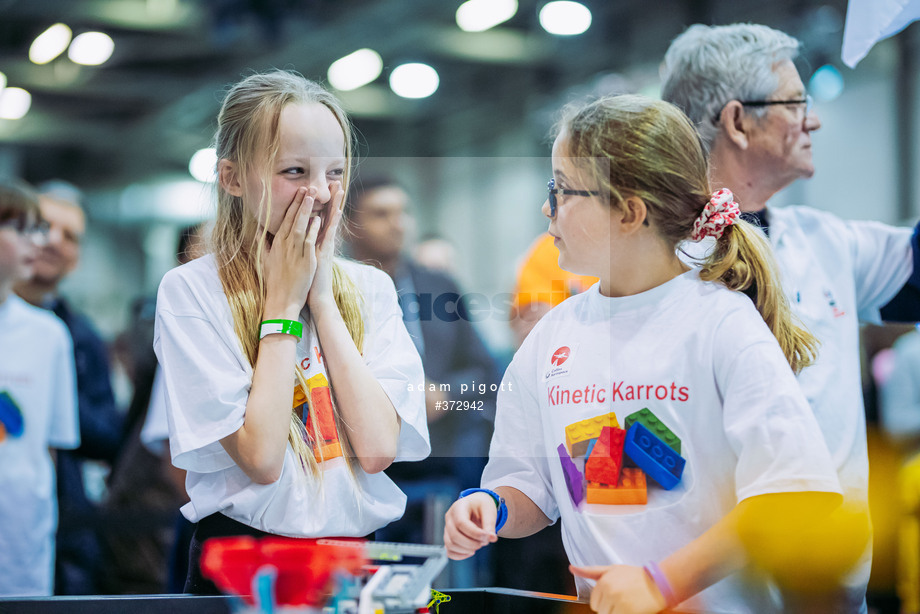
top-left (551, 346), bottom-right (571, 367)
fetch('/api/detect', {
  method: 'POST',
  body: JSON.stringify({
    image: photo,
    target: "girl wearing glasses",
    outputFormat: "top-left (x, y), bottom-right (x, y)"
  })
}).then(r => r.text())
top-left (444, 96), bottom-right (846, 613)
top-left (152, 70), bottom-right (429, 594)
top-left (0, 180), bottom-right (79, 596)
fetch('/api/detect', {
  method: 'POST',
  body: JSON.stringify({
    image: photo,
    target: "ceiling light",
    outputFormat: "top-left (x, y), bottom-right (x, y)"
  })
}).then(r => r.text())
top-left (328, 49), bottom-right (383, 92)
top-left (389, 63), bottom-right (439, 99)
top-left (0, 88), bottom-right (32, 120)
top-left (68, 32), bottom-right (115, 66)
top-left (29, 23), bottom-right (72, 65)
top-left (539, 1), bottom-right (592, 36)
top-left (456, 0), bottom-right (518, 32)
top-left (189, 148), bottom-right (217, 183)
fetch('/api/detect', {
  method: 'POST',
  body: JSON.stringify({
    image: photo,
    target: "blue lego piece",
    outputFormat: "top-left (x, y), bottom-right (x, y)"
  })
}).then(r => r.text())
top-left (0, 391), bottom-right (24, 438)
top-left (623, 422), bottom-right (685, 490)
top-left (585, 438), bottom-right (598, 461)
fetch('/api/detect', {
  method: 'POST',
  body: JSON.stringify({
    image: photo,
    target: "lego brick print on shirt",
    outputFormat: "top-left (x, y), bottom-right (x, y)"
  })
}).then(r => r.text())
top-left (0, 391), bottom-right (24, 443)
top-left (293, 331), bottom-right (342, 463)
top-left (558, 407), bottom-right (687, 512)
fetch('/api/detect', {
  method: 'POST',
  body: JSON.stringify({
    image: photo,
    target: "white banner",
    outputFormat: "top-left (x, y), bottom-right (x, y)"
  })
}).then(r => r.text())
top-left (842, 0), bottom-right (920, 67)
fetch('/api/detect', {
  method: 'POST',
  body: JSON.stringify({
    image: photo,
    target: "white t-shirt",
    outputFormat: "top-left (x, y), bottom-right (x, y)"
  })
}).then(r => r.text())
top-left (0, 295), bottom-right (79, 596)
top-left (769, 207), bottom-right (912, 499)
top-left (153, 255), bottom-right (429, 537)
top-left (140, 367), bottom-right (167, 455)
top-left (482, 270), bottom-right (841, 614)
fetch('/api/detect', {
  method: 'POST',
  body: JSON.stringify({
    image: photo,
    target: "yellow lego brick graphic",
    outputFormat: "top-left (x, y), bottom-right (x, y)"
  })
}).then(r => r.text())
top-left (565, 412), bottom-right (619, 457)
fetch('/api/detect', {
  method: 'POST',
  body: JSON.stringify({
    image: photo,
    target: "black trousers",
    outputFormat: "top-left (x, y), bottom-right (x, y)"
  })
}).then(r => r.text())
top-left (184, 512), bottom-right (272, 595)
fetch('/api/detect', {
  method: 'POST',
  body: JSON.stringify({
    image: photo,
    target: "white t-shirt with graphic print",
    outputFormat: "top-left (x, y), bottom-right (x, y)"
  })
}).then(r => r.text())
top-left (0, 295), bottom-right (79, 596)
top-left (482, 269), bottom-right (841, 614)
top-left (153, 255), bottom-right (429, 537)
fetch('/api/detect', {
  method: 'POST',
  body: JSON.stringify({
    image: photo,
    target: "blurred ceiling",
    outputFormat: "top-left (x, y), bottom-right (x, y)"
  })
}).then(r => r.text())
top-left (0, 0), bottom-right (850, 189)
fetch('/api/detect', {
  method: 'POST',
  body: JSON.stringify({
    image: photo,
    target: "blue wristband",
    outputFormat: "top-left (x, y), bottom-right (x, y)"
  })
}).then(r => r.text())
top-left (459, 488), bottom-right (508, 532)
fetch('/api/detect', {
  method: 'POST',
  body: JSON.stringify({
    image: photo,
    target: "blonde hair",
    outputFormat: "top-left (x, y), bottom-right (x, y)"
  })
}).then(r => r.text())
top-left (0, 179), bottom-right (40, 225)
top-left (211, 70), bottom-right (366, 473)
top-left (558, 95), bottom-right (817, 372)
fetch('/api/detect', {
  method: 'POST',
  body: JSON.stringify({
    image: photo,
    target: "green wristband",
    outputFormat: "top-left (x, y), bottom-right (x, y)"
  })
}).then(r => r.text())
top-left (259, 319), bottom-right (303, 340)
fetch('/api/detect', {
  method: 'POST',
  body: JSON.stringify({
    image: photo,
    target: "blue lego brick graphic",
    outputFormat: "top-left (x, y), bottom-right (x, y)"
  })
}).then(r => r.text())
top-left (585, 438), bottom-right (598, 461)
top-left (623, 422), bottom-right (685, 490)
top-left (0, 391), bottom-right (24, 439)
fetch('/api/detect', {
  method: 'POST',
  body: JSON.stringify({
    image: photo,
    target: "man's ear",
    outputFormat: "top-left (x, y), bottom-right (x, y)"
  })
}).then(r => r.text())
top-left (619, 196), bottom-right (648, 234)
top-left (218, 159), bottom-right (243, 197)
top-left (718, 101), bottom-right (749, 150)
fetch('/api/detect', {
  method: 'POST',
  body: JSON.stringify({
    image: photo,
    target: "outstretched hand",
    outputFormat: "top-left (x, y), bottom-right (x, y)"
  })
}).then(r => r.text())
top-left (263, 186), bottom-right (321, 317)
top-left (307, 180), bottom-right (345, 311)
top-left (443, 492), bottom-right (499, 560)
top-left (570, 564), bottom-right (667, 614)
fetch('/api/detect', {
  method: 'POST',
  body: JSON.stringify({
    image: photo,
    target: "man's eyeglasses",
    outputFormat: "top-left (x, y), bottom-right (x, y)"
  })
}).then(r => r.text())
top-left (0, 218), bottom-right (50, 242)
top-left (712, 94), bottom-right (813, 124)
top-left (547, 178), bottom-right (599, 217)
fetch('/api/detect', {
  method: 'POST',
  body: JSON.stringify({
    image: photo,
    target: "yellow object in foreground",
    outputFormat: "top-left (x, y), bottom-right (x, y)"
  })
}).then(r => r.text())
top-left (737, 493), bottom-right (870, 592)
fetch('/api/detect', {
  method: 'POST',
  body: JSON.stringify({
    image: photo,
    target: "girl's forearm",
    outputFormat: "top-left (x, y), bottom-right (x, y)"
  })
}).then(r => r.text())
top-left (221, 333), bottom-right (298, 484)
top-left (312, 299), bottom-right (400, 473)
top-left (495, 485), bottom-right (553, 538)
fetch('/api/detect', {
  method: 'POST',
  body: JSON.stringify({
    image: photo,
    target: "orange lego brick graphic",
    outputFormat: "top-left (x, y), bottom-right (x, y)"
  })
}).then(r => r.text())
top-left (586, 468), bottom-right (647, 505)
top-left (303, 373), bottom-right (341, 461)
top-left (312, 441), bottom-right (343, 463)
top-left (565, 412), bottom-right (619, 457)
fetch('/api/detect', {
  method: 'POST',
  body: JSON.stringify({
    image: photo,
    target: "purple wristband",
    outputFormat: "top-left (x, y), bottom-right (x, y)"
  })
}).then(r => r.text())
top-left (643, 561), bottom-right (678, 608)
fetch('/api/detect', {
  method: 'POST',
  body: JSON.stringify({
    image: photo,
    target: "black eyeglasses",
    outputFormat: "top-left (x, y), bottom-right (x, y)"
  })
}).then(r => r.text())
top-left (712, 94), bottom-right (814, 124)
top-left (547, 178), bottom-right (599, 217)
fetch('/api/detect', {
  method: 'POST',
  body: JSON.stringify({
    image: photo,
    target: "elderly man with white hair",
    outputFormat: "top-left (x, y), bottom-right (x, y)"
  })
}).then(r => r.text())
top-left (661, 23), bottom-right (920, 614)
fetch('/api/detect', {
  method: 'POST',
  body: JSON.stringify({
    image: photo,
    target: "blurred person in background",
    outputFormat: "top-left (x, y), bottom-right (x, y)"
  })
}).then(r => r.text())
top-left (413, 233), bottom-right (458, 275)
top-left (509, 232), bottom-right (597, 348)
top-left (99, 223), bottom-right (205, 594)
top-left (661, 23), bottom-right (920, 613)
top-left (0, 179), bottom-right (79, 596)
top-left (880, 328), bottom-right (920, 452)
top-left (14, 180), bottom-right (123, 595)
top-left (345, 178), bottom-right (499, 577)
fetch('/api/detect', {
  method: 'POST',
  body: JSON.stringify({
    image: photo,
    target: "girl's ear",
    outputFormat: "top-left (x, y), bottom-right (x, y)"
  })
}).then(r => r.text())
top-left (218, 159), bottom-right (244, 197)
top-left (619, 196), bottom-right (648, 234)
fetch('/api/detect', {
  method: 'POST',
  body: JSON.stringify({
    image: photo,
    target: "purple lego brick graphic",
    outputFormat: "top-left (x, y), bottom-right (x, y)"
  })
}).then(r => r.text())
top-left (557, 443), bottom-right (585, 506)
top-left (623, 422), bottom-right (685, 490)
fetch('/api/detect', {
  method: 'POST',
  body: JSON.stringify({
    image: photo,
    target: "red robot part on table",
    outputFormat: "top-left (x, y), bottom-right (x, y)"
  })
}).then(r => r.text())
top-left (200, 536), bottom-right (366, 607)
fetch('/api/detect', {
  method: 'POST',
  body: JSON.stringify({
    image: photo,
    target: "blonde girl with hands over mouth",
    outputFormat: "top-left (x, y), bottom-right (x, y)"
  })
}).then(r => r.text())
top-left (153, 70), bottom-right (429, 594)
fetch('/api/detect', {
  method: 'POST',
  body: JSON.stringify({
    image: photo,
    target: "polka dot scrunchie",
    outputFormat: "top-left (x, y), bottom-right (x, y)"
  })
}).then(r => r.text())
top-left (691, 188), bottom-right (740, 241)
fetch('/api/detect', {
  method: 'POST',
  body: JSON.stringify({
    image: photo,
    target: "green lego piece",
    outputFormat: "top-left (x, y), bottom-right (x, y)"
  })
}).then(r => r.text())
top-left (624, 408), bottom-right (681, 454)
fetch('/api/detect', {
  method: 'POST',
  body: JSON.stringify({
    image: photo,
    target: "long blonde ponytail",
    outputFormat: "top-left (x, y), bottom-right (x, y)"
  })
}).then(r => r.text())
top-left (699, 221), bottom-right (818, 373)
